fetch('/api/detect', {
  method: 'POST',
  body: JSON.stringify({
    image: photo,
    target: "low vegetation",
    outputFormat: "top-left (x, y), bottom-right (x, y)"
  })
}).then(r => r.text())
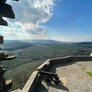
top-left (87, 72), bottom-right (92, 78)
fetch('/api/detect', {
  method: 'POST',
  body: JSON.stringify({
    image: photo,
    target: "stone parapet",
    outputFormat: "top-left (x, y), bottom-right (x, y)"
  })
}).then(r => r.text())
top-left (12, 56), bottom-right (92, 92)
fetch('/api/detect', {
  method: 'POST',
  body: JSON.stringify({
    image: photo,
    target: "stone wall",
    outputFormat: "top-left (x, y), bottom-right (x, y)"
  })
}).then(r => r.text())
top-left (12, 56), bottom-right (92, 92)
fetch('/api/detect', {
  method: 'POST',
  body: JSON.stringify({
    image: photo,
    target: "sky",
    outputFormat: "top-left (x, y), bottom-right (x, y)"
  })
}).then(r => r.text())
top-left (0, 0), bottom-right (92, 42)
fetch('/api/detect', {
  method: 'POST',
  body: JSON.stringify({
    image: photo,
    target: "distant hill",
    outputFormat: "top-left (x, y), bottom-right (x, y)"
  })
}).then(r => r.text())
top-left (76, 42), bottom-right (92, 45)
top-left (2, 40), bottom-right (62, 51)
top-left (2, 40), bottom-right (33, 51)
top-left (5, 39), bottom-right (62, 44)
top-left (19, 39), bottom-right (62, 44)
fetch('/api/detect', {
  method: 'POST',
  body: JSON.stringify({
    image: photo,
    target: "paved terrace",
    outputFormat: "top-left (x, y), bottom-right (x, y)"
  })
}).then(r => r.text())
top-left (35, 60), bottom-right (92, 92)
top-left (12, 56), bottom-right (92, 92)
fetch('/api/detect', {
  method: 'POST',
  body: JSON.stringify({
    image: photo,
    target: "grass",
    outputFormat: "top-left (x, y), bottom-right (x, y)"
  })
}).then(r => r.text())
top-left (87, 72), bottom-right (92, 78)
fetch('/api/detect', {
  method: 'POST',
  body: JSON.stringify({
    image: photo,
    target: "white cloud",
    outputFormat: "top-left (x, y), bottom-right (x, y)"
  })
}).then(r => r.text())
top-left (0, 0), bottom-right (56, 40)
